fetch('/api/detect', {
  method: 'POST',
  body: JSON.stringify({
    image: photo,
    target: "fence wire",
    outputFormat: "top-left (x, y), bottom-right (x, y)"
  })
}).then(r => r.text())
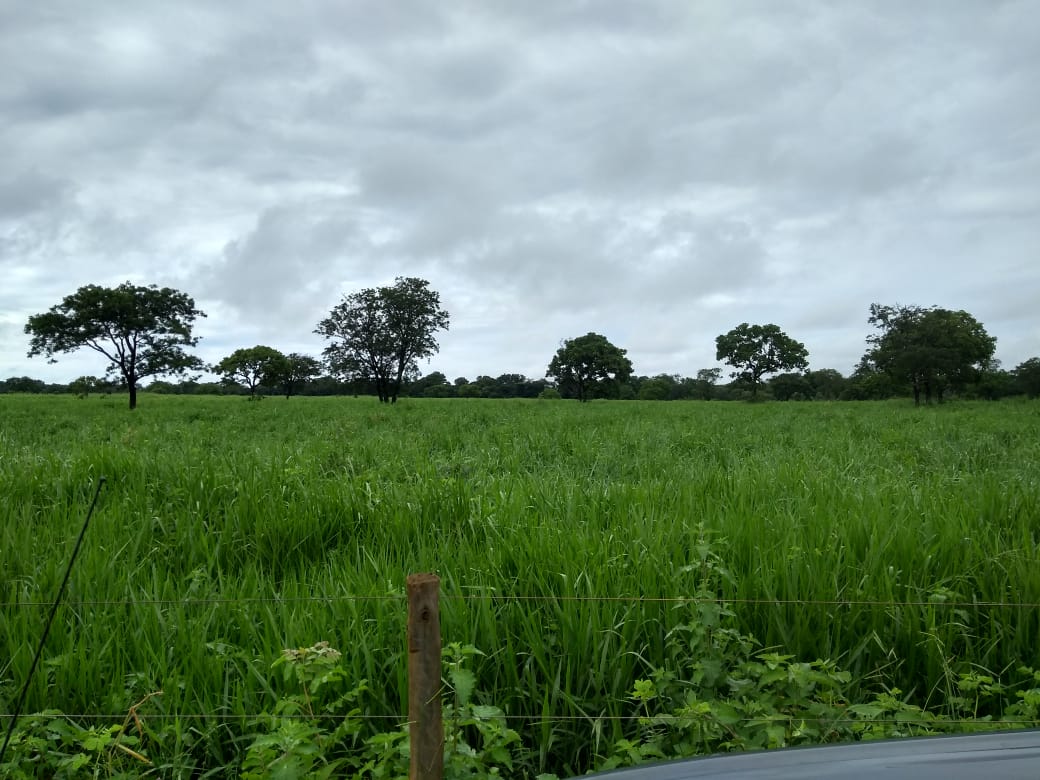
top-left (3, 595), bottom-right (1038, 609)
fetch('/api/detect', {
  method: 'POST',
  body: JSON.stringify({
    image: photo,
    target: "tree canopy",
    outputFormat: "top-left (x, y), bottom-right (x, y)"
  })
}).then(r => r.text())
top-left (276, 353), bottom-right (322, 399)
top-left (212, 345), bottom-right (288, 398)
top-left (25, 282), bottom-right (205, 409)
top-left (715, 323), bottom-right (809, 397)
top-left (862, 304), bottom-right (996, 405)
top-left (1015, 358), bottom-right (1040, 399)
top-left (315, 277), bottom-right (450, 404)
top-left (547, 332), bottom-right (633, 402)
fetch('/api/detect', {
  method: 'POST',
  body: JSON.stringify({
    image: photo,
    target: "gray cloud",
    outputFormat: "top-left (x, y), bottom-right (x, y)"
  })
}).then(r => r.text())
top-left (2, 0), bottom-right (1038, 382)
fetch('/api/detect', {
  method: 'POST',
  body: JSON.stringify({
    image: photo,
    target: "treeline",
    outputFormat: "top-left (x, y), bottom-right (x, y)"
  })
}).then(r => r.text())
top-left (5, 360), bottom-right (1038, 401)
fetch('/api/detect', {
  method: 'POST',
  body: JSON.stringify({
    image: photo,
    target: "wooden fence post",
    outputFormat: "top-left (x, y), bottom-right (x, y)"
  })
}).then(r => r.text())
top-left (407, 573), bottom-right (442, 780)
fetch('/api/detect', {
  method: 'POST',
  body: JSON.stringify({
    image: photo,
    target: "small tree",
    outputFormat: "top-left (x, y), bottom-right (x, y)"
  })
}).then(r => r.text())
top-left (25, 282), bottom-right (205, 409)
top-left (68, 375), bottom-right (100, 399)
top-left (547, 332), bottom-right (633, 402)
top-left (715, 323), bottom-right (809, 398)
top-left (274, 353), bottom-right (322, 399)
top-left (212, 345), bottom-right (288, 398)
top-left (316, 277), bottom-right (450, 404)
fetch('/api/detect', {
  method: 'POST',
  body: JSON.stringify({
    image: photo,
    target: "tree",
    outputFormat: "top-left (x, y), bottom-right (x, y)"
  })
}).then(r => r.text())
top-left (212, 345), bottom-right (288, 398)
top-left (275, 353), bottom-right (322, 399)
top-left (638, 376), bottom-right (673, 400)
top-left (0, 376), bottom-right (47, 394)
top-left (769, 372), bottom-right (813, 401)
top-left (715, 323), bottom-right (809, 398)
top-left (693, 368), bottom-right (723, 400)
top-left (315, 277), bottom-right (450, 404)
top-left (25, 282), bottom-right (205, 409)
top-left (805, 369), bottom-right (847, 400)
top-left (863, 304), bottom-right (996, 405)
top-left (1014, 357), bottom-right (1040, 399)
top-left (68, 375), bottom-right (100, 399)
top-left (546, 332), bottom-right (633, 402)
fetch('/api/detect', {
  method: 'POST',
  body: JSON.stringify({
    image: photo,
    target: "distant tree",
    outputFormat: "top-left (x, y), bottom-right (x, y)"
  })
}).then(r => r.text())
top-left (843, 358), bottom-right (899, 400)
top-left (316, 277), bottom-right (450, 404)
top-left (25, 282), bottom-right (205, 409)
top-left (693, 368), bottom-right (723, 400)
top-left (0, 376), bottom-right (47, 394)
top-left (68, 375), bottom-right (100, 399)
top-left (212, 345), bottom-right (288, 399)
top-left (275, 353), bottom-right (322, 399)
top-left (409, 371), bottom-right (449, 396)
top-left (715, 323), bottom-right (809, 399)
top-left (1014, 357), bottom-right (1040, 399)
top-left (971, 361), bottom-right (1015, 401)
top-left (638, 376), bottom-right (673, 401)
top-left (805, 369), bottom-right (847, 400)
top-left (863, 304), bottom-right (996, 405)
top-left (547, 332), bottom-right (634, 402)
top-left (769, 372), bottom-right (813, 401)
top-left (423, 382), bottom-right (456, 398)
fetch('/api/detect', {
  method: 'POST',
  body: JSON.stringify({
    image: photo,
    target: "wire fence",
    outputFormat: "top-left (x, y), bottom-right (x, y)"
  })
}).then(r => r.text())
top-left (4, 578), bottom-right (1039, 758)
top-left (3, 594), bottom-right (1037, 608)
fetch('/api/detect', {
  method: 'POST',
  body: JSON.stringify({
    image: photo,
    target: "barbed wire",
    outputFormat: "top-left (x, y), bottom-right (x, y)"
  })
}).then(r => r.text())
top-left (2, 594), bottom-right (1036, 609)
top-left (0, 711), bottom-right (1037, 726)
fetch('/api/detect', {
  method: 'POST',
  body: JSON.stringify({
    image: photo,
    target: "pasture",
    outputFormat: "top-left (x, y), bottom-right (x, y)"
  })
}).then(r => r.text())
top-left (1, 394), bottom-right (1039, 774)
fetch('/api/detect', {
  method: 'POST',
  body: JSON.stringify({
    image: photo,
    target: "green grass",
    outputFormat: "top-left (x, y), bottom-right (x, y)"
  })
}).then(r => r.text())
top-left (2, 394), bottom-right (1039, 774)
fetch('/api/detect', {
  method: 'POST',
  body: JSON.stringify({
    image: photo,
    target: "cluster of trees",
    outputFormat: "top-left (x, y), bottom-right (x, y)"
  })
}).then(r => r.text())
top-left (18, 279), bottom-right (1040, 409)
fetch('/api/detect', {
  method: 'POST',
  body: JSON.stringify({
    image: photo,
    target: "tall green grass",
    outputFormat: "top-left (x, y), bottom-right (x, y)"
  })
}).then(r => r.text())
top-left (1, 394), bottom-right (1039, 773)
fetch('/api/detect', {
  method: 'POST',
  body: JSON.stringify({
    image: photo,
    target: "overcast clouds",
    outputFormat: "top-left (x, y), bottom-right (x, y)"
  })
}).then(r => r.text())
top-left (2, 1), bottom-right (1038, 384)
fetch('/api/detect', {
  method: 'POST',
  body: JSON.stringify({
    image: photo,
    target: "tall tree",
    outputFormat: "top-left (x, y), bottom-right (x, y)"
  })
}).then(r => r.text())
top-left (547, 332), bottom-right (633, 402)
top-left (863, 304), bottom-right (996, 405)
top-left (315, 277), bottom-right (450, 404)
top-left (25, 282), bottom-right (205, 409)
top-left (212, 345), bottom-right (288, 398)
top-left (715, 323), bottom-right (809, 398)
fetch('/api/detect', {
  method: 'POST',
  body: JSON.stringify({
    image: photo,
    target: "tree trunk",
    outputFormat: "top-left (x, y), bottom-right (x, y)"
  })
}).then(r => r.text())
top-left (129, 381), bottom-right (138, 410)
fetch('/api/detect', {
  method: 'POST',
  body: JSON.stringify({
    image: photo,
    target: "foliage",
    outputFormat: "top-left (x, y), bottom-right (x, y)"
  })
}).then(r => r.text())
top-left (546, 332), bottom-right (633, 401)
top-left (240, 641), bottom-right (527, 779)
top-left (24, 282), bottom-right (205, 409)
top-left (316, 277), bottom-right (450, 404)
top-left (862, 304), bottom-right (996, 405)
top-left (604, 535), bottom-right (1040, 770)
top-left (768, 372), bottom-right (813, 401)
top-left (715, 323), bottom-right (809, 398)
top-left (692, 368), bottom-right (723, 400)
top-left (805, 369), bottom-right (847, 400)
top-left (2, 396), bottom-right (1040, 776)
top-left (1014, 357), bottom-right (1040, 399)
top-left (212, 345), bottom-right (289, 398)
top-left (68, 376), bottom-right (101, 399)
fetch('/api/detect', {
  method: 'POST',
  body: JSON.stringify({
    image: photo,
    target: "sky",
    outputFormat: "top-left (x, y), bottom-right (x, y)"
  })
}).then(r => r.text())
top-left (2, 1), bottom-right (1038, 385)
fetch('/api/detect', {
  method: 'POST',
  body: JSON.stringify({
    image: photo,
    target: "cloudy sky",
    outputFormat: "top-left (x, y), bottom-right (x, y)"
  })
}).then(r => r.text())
top-left (2, 1), bottom-right (1038, 384)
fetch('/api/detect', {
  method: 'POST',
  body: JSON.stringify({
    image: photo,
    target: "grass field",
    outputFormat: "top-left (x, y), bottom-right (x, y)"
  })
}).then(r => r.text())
top-left (2, 394), bottom-right (1039, 775)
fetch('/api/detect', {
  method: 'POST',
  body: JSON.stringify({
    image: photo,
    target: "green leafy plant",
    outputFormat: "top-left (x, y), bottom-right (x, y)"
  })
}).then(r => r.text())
top-left (242, 641), bottom-right (366, 779)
